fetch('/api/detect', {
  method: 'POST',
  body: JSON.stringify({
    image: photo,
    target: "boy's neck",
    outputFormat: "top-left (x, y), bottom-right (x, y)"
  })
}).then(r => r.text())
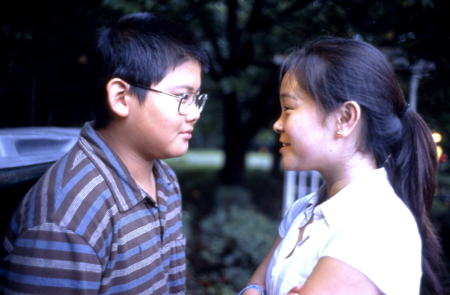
top-left (95, 125), bottom-right (158, 204)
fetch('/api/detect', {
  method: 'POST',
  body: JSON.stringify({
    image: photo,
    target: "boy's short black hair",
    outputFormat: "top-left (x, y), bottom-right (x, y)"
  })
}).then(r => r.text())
top-left (92, 12), bottom-right (209, 129)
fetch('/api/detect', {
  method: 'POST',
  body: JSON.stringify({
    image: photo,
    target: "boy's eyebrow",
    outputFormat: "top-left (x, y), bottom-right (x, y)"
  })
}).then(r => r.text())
top-left (173, 85), bottom-right (202, 93)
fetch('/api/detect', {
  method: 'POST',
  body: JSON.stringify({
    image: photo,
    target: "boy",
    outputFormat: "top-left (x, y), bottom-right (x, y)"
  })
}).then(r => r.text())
top-left (0, 12), bottom-right (209, 294)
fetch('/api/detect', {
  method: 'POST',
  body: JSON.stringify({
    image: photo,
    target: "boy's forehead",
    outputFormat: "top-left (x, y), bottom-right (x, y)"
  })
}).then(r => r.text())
top-left (171, 59), bottom-right (202, 72)
top-left (153, 60), bottom-right (202, 89)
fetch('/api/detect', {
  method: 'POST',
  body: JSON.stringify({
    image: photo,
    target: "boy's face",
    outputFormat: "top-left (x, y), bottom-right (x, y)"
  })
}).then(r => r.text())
top-left (126, 60), bottom-right (202, 161)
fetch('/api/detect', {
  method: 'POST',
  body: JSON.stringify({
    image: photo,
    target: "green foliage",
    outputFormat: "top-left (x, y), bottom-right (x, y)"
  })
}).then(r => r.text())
top-left (197, 185), bottom-right (280, 291)
top-left (3, 0), bottom-right (448, 182)
top-left (99, 0), bottom-right (450, 185)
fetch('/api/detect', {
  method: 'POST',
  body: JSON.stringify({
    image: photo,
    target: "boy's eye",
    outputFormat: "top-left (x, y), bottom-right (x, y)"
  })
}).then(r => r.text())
top-left (179, 93), bottom-right (194, 103)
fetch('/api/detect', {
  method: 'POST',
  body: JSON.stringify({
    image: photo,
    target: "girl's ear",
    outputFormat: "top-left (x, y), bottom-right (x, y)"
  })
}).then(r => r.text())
top-left (106, 78), bottom-right (131, 118)
top-left (336, 101), bottom-right (361, 137)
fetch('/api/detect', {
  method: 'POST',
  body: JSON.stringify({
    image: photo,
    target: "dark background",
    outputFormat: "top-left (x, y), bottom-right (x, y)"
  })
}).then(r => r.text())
top-left (2, 0), bottom-right (450, 294)
top-left (3, 0), bottom-right (450, 186)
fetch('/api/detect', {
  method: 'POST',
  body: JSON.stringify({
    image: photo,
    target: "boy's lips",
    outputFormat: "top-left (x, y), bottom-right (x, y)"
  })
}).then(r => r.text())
top-left (180, 129), bottom-right (193, 138)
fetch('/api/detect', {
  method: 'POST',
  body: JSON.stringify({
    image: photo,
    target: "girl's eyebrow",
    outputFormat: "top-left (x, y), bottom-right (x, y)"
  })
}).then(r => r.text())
top-left (280, 93), bottom-right (298, 100)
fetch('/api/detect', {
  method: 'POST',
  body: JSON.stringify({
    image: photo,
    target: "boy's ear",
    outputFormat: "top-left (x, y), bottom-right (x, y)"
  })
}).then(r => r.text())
top-left (106, 78), bottom-right (131, 118)
top-left (336, 101), bottom-right (361, 137)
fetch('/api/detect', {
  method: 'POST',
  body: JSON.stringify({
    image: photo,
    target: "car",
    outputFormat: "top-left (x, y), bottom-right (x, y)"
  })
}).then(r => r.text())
top-left (0, 127), bottom-right (80, 238)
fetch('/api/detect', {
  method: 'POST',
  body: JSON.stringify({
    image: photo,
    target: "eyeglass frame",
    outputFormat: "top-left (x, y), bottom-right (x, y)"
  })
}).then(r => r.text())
top-left (127, 82), bottom-right (208, 115)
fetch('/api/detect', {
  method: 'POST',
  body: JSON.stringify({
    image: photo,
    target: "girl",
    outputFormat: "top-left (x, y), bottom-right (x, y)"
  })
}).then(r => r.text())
top-left (238, 37), bottom-right (444, 295)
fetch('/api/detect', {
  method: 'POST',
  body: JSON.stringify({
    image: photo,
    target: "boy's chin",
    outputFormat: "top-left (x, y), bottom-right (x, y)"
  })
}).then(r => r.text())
top-left (165, 147), bottom-right (189, 159)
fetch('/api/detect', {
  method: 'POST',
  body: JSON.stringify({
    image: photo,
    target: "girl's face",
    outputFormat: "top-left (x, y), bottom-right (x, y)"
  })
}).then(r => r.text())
top-left (273, 72), bottom-right (337, 172)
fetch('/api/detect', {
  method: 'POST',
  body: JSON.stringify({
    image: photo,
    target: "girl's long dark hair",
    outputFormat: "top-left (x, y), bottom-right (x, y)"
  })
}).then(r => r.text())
top-left (281, 37), bottom-right (445, 294)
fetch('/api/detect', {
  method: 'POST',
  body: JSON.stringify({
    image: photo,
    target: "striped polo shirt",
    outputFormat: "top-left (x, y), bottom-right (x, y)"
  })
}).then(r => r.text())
top-left (0, 122), bottom-right (186, 295)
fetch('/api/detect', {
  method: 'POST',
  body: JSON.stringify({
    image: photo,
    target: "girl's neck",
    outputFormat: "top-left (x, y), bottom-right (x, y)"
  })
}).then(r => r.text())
top-left (322, 152), bottom-right (377, 201)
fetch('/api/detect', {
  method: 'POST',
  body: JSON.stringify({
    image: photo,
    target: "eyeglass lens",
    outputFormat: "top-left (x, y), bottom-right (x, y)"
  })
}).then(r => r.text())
top-left (178, 93), bottom-right (208, 115)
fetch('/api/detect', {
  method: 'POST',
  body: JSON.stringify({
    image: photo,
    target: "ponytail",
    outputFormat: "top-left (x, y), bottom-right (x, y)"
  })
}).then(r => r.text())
top-left (385, 108), bottom-right (445, 295)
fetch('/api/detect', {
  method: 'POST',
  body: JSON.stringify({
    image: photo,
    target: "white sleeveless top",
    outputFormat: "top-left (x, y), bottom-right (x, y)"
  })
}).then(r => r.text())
top-left (266, 168), bottom-right (422, 295)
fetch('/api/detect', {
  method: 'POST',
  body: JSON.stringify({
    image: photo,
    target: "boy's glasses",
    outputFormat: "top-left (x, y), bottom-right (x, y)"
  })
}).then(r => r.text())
top-left (128, 83), bottom-right (208, 115)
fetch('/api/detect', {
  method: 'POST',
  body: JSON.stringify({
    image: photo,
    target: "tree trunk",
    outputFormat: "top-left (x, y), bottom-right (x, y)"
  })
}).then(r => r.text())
top-left (220, 92), bottom-right (251, 185)
top-left (221, 138), bottom-right (249, 185)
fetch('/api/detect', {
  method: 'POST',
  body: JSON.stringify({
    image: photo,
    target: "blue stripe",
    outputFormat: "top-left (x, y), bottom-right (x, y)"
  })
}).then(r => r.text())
top-left (56, 163), bottom-right (96, 211)
top-left (156, 178), bottom-right (173, 192)
top-left (164, 220), bottom-right (182, 238)
top-left (85, 124), bottom-right (137, 206)
top-left (167, 278), bottom-right (186, 288)
top-left (114, 209), bottom-right (157, 232)
top-left (55, 154), bottom-right (70, 205)
top-left (99, 208), bottom-right (157, 260)
top-left (76, 189), bottom-right (112, 236)
top-left (160, 253), bottom-right (184, 270)
top-left (7, 272), bottom-right (100, 289)
top-left (165, 169), bottom-right (176, 177)
top-left (98, 231), bottom-right (113, 260)
top-left (169, 251), bottom-right (185, 262)
top-left (100, 263), bottom-right (165, 295)
top-left (106, 235), bottom-right (160, 269)
top-left (27, 179), bottom-right (41, 229)
top-left (16, 239), bottom-right (96, 255)
top-left (9, 212), bottom-right (18, 235)
top-left (167, 193), bottom-right (181, 205)
top-left (158, 204), bottom-right (167, 213)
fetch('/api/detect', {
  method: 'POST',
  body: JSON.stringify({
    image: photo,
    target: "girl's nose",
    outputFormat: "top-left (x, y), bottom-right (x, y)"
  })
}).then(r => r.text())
top-left (273, 117), bottom-right (283, 133)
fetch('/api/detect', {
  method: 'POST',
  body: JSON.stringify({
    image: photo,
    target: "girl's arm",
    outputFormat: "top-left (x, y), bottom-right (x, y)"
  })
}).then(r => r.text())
top-left (240, 233), bottom-right (282, 295)
top-left (291, 256), bottom-right (382, 295)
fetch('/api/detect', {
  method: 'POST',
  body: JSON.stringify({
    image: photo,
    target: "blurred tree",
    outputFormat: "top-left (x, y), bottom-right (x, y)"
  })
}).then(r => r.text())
top-left (2, 0), bottom-right (449, 186)
top-left (0, 0), bottom-right (121, 127)
top-left (101, 0), bottom-right (449, 185)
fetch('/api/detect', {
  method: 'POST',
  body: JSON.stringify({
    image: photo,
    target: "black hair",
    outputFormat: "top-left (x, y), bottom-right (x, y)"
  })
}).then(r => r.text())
top-left (281, 36), bottom-right (445, 294)
top-left (92, 12), bottom-right (209, 129)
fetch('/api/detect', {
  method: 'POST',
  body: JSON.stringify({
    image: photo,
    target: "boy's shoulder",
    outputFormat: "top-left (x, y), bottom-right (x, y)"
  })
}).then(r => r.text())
top-left (15, 142), bottom-right (109, 230)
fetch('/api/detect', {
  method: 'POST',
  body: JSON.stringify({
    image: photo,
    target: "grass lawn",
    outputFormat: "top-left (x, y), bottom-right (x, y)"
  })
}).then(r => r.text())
top-left (164, 149), bottom-right (274, 171)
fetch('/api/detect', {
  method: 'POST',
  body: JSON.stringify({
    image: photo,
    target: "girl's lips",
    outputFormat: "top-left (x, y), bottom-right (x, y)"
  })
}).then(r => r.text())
top-left (279, 143), bottom-right (290, 153)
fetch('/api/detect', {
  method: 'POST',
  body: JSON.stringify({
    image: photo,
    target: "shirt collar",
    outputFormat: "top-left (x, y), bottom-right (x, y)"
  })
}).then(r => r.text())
top-left (78, 122), bottom-right (171, 212)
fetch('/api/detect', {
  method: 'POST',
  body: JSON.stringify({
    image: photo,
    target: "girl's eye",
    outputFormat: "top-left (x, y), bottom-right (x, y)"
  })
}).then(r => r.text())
top-left (284, 106), bottom-right (292, 111)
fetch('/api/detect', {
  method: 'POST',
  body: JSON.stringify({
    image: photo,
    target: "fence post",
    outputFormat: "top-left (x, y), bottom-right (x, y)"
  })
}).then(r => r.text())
top-left (282, 170), bottom-right (322, 216)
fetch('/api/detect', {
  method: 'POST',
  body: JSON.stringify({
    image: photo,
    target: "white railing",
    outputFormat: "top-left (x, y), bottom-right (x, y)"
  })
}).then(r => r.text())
top-left (282, 170), bottom-right (322, 216)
